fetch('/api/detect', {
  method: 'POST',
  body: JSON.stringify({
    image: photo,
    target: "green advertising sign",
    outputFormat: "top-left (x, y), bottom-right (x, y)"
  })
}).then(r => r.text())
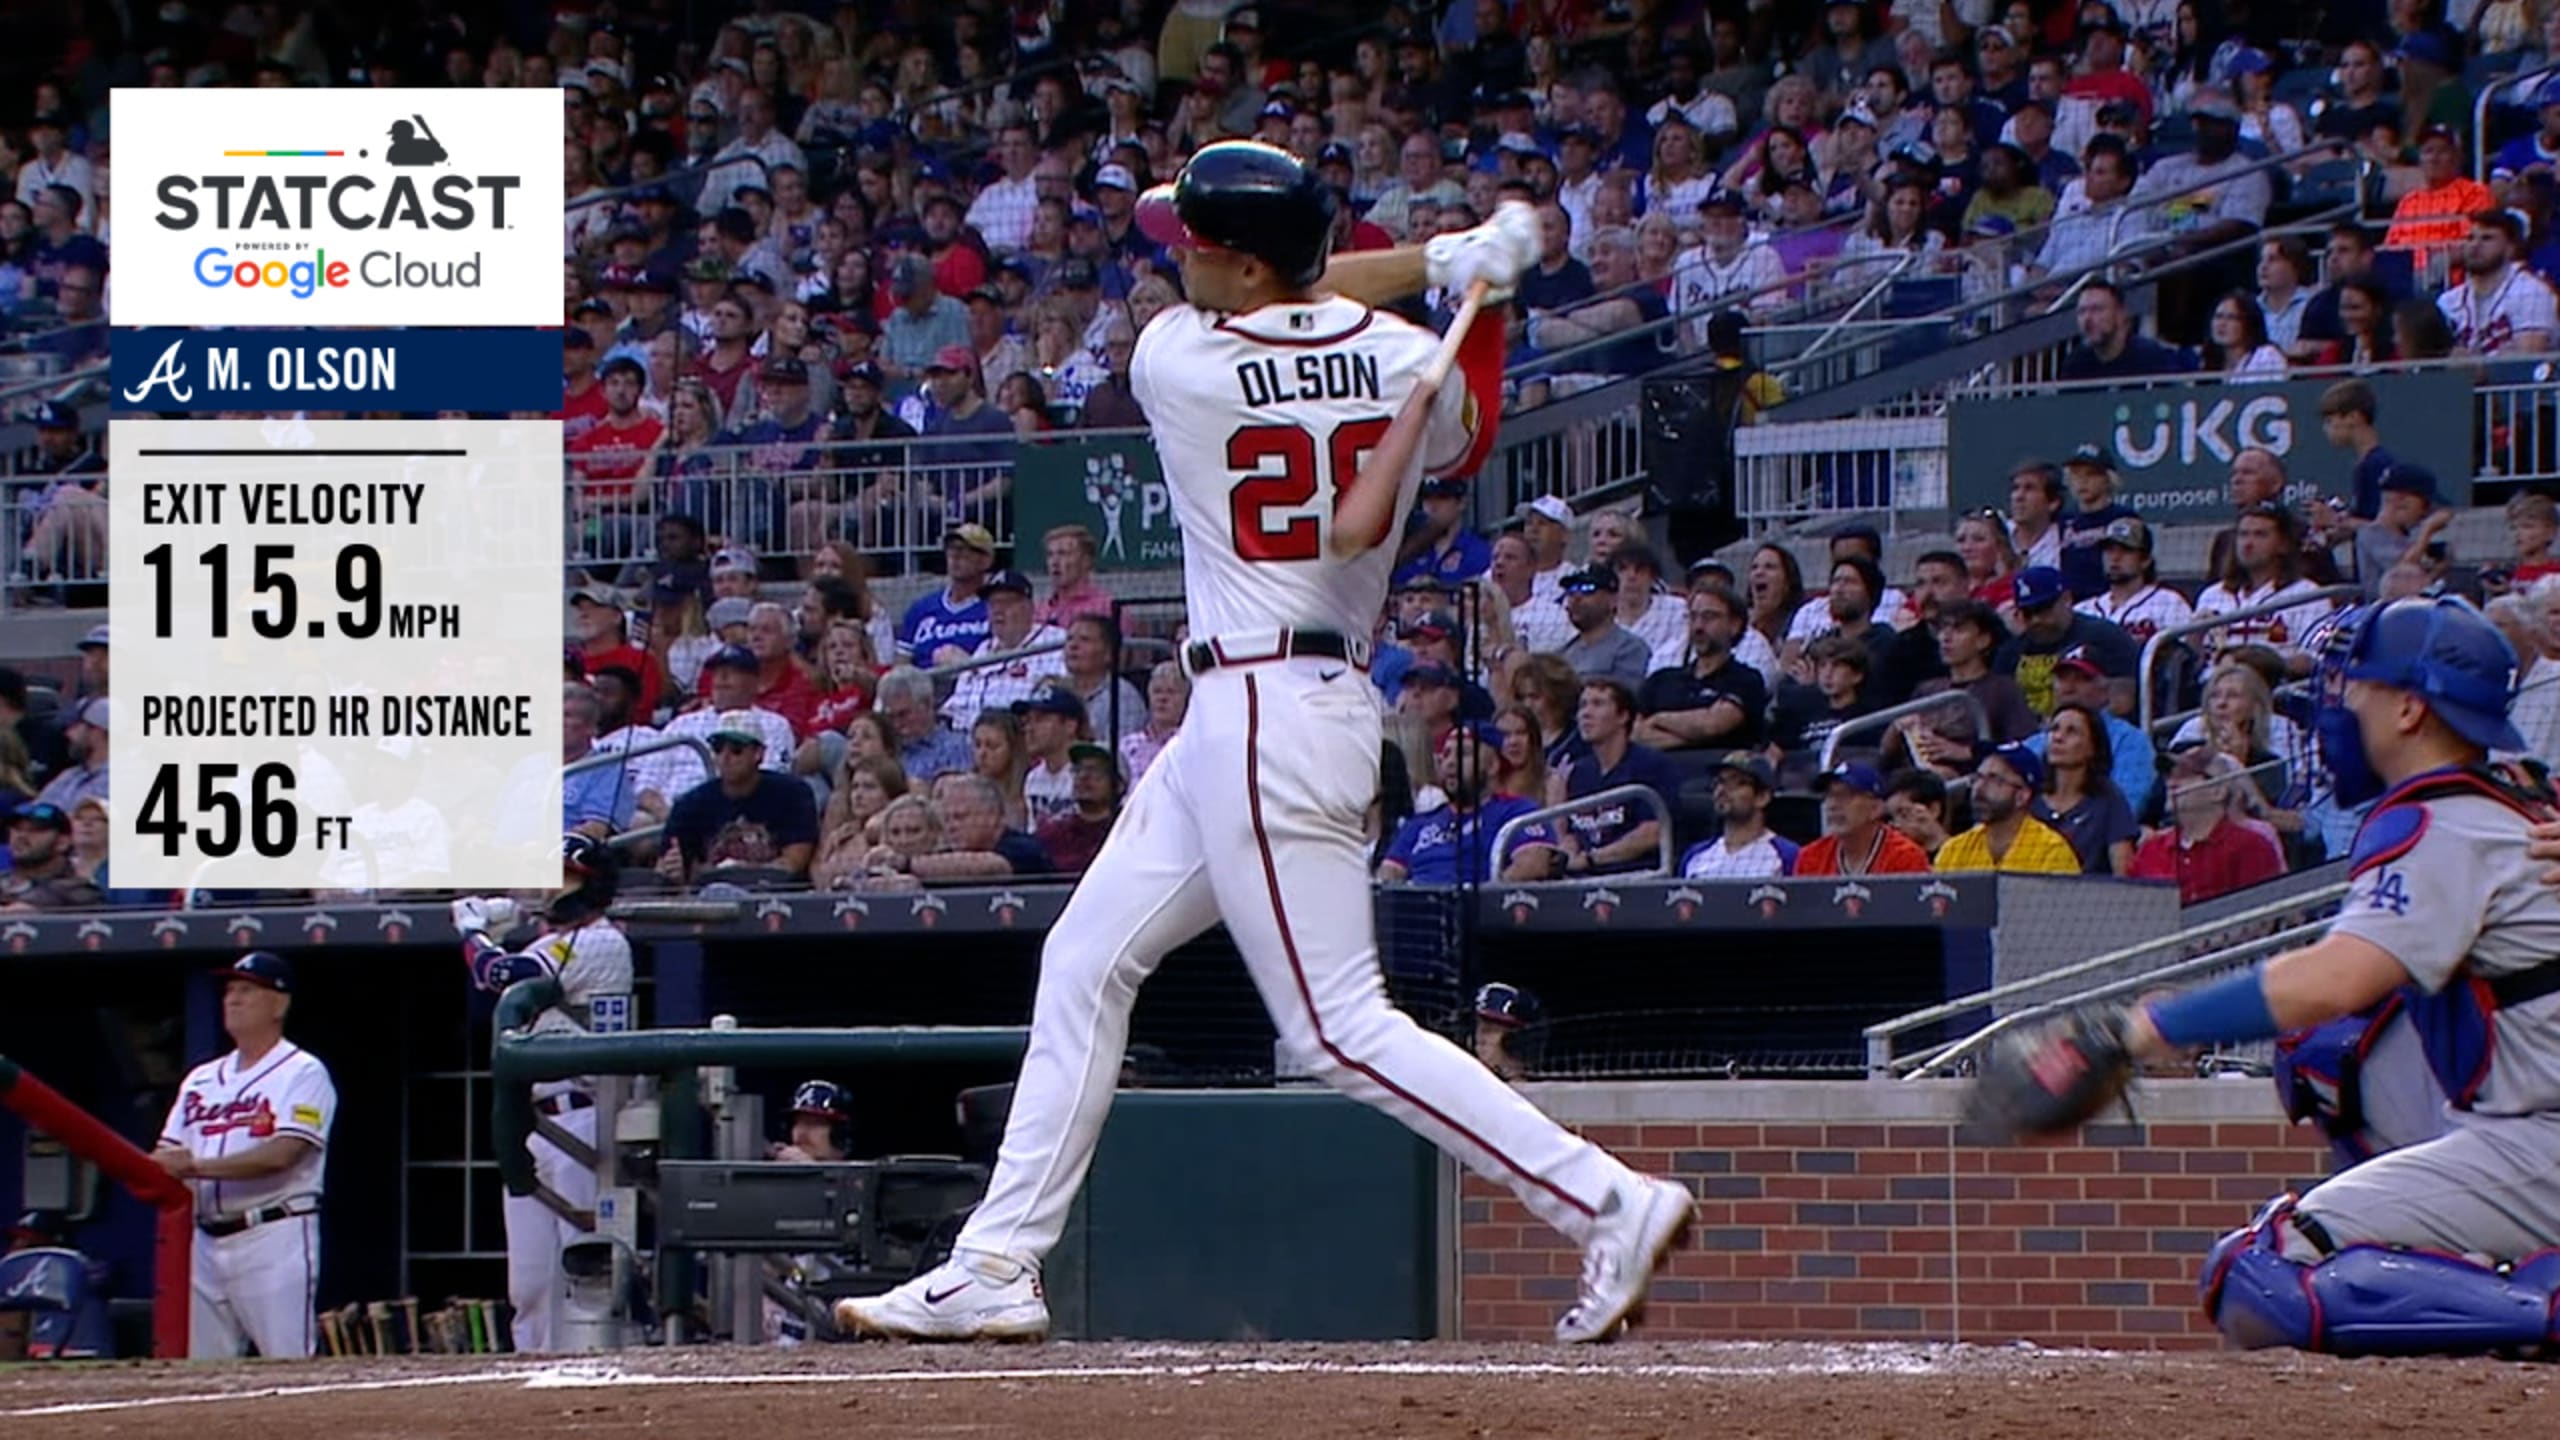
top-left (1945, 370), bottom-right (2474, 520)
top-left (1012, 432), bottom-right (1184, 572)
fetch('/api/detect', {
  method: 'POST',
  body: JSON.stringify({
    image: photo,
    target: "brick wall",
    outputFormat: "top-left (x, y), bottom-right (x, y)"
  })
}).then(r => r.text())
top-left (1457, 1080), bottom-right (2329, 1349)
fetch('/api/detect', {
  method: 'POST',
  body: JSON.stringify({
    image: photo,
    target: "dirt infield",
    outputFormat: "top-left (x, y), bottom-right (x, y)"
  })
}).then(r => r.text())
top-left (3, 1341), bottom-right (2548, 1439)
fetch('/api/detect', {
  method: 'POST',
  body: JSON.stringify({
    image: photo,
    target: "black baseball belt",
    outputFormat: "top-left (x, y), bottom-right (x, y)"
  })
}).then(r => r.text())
top-left (198, 1195), bottom-right (320, 1238)
top-left (1184, 629), bottom-right (1367, 675)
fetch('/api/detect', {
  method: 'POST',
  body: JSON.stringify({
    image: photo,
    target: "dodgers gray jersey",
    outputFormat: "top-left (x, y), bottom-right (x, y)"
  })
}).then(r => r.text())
top-left (2331, 786), bottom-right (2560, 1117)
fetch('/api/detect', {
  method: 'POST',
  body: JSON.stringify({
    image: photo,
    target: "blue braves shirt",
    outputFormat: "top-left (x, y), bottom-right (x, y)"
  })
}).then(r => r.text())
top-left (899, 587), bottom-right (991, 664)
top-left (1385, 795), bottom-right (1556, 883)
top-left (1390, 530), bottom-right (1494, 590)
top-left (1563, 741), bottom-right (1682, 869)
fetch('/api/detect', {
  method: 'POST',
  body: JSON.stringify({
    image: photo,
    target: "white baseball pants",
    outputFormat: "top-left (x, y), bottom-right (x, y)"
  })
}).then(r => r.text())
top-left (957, 654), bottom-right (1638, 1264)
top-left (189, 1213), bottom-right (318, 1358)
top-left (505, 1098), bottom-right (598, 1353)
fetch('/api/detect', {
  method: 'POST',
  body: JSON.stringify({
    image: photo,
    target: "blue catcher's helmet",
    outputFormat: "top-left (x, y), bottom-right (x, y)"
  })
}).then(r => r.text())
top-left (2315, 597), bottom-right (2525, 806)
top-left (1474, 982), bottom-right (1543, 1030)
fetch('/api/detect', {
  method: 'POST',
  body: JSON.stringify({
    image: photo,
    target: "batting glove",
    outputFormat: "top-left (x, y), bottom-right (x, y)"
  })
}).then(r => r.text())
top-left (449, 896), bottom-right (520, 937)
top-left (1424, 200), bottom-right (1538, 302)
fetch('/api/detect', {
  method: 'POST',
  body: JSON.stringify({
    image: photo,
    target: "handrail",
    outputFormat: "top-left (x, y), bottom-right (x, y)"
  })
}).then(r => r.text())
top-left (1818, 685), bottom-right (1991, 772)
top-left (1860, 880), bottom-right (2350, 1074)
top-left (2478, 61), bottom-right (2560, 182)
top-left (929, 634), bottom-right (1066, 678)
top-left (1490, 781), bottom-right (1674, 880)
top-left (1791, 247), bottom-right (1921, 367)
top-left (1899, 913), bottom-right (2338, 1079)
top-left (576, 731), bottom-right (712, 777)
top-left (1519, 228), bottom-right (1849, 378)
top-left (2135, 583), bottom-right (2361, 737)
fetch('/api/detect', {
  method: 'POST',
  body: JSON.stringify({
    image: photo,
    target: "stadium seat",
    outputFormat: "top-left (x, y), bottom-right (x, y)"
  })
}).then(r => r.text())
top-left (2292, 159), bottom-right (2362, 210)
top-left (2464, 51), bottom-right (2525, 90)
top-left (2275, 68), bottom-right (2330, 109)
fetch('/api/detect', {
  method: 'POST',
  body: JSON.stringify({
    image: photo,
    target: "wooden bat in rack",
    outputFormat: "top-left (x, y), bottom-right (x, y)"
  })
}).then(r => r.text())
top-left (1328, 279), bottom-right (1494, 559)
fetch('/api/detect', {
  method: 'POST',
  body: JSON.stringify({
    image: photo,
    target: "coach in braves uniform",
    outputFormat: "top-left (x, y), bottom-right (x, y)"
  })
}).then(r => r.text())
top-left (451, 835), bottom-right (633, 1354)
top-left (154, 952), bottom-right (336, 1359)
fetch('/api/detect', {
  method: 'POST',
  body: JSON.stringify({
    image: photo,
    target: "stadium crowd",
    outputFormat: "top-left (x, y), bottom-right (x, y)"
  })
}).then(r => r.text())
top-left (4, 0), bottom-right (2560, 911)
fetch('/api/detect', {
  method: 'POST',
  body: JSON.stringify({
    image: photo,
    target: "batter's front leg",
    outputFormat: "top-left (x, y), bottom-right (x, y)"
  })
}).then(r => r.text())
top-left (841, 752), bottom-right (1220, 1342)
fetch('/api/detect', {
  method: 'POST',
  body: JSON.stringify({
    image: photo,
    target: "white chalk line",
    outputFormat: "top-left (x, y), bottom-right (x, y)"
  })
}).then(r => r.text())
top-left (2, 1349), bottom-right (1996, 1417)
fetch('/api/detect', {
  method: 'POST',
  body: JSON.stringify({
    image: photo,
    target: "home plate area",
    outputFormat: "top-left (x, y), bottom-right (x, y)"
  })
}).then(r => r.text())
top-left (2, 1342), bottom-right (2548, 1439)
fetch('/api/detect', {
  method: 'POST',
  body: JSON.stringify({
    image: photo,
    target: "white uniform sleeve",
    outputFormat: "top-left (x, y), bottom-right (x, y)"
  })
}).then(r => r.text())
top-left (560, 925), bottom-right (637, 1012)
top-left (275, 1057), bottom-right (337, 1147)
top-left (1129, 305), bottom-right (1185, 419)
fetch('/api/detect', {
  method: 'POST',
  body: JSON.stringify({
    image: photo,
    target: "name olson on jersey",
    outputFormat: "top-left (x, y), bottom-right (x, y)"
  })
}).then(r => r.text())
top-left (1235, 352), bottom-right (1382, 407)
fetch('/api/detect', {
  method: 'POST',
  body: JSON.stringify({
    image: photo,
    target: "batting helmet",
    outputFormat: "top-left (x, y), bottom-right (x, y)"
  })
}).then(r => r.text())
top-left (791, 1079), bottom-right (853, 1122)
top-left (1136, 140), bottom-right (1337, 287)
top-left (1474, 982), bottom-right (1543, 1030)
top-left (2316, 597), bottom-right (2525, 806)
top-left (548, 833), bottom-right (622, 926)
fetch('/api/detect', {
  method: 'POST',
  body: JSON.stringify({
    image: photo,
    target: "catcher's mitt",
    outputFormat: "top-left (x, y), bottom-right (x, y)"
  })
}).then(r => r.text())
top-left (1965, 1004), bottom-right (2138, 1142)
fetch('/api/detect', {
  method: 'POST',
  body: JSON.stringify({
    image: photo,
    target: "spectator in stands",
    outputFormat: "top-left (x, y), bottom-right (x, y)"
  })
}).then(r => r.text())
top-left (2439, 210), bottom-right (2558, 355)
top-left (2509, 493), bottom-right (2560, 589)
top-left (1900, 599), bottom-right (2040, 773)
top-left (813, 756), bottom-right (913, 891)
top-left (2195, 501), bottom-right (2337, 671)
top-left (1933, 742), bottom-right (2081, 874)
top-left (1559, 678), bottom-right (1682, 876)
top-left (1795, 555), bottom-right (1898, 676)
top-left (1747, 542), bottom-right (1810, 661)
top-left (1874, 549), bottom-right (1967, 705)
top-left (1634, 582), bottom-right (1770, 752)
top-left (571, 585), bottom-right (660, 719)
top-left (1886, 768), bottom-right (1954, 859)
top-left (1955, 510), bottom-right (2022, 610)
top-left (1797, 761), bottom-right (1933, 876)
top-left (35, 262), bottom-right (104, 369)
top-left (1013, 684), bottom-right (1086, 829)
top-left (1557, 566), bottom-right (1656, 689)
top-left (1396, 664), bottom-right (1468, 754)
top-left (1611, 543), bottom-right (1688, 660)
top-left (2055, 445), bottom-right (2137, 601)
top-left (23, 184), bottom-right (101, 303)
top-left (1511, 653), bottom-right (1592, 784)
top-left (846, 795), bottom-right (943, 892)
top-left (880, 255), bottom-right (970, 384)
top-left (2129, 746), bottom-right (2286, 903)
top-left (2203, 291), bottom-right (2288, 382)
top-left (1370, 130), bottom-right (1468, 241)
top-left (876, 665), bottom-right (972, 784)
top-left (1519, 226), bottom-right (1673, 403)
top-left (2057, 279), bottom-right (2194, 379)
top-left (1672, 194), bottom-right (1789, 346)
top-left (1392, 477), bottom-right (1495, 591)
top-left (662, 712), bottom-right (821, 885)
top-left (562, 683), bottom-right (637, 841)
top-left (940, 569), bottom-right (1066, 728)
top-left (2253, 237), bottom-right (2317, 361)
top-left (1783, 528), bottom-right (1907, 646)
top-left (1679, 754), bottom-right (1796, 879)
top-left (1033, 744), bottom-right (1123, 876)
top-left (2030, 135), bottom-right (2145, 282)
top-left (2386, 126), bottom-right (2497, 266)
top-left (1119, 661), bottom-right (1189, 787)
top-left (2506, 581), bottom-right (2560, 763)
top-left (909, 773), bottom-right (1052, 882)
top-left (32, 696), bottom-right (104, 810)
top-left (2355, 464), bottom-right (2455, 597)
top-left (2034, 649), bottom-right (2164, 817)
top-left (1492, 705), bottom-right (1553, 805)
top-left (1377, 723), bottom-right (1562, 884)
top-left (1963, 142), bottom-right (2055, 236)
top-left (1769, 634), bottom-right (1876, 759)
top-left (2494, 75), bottom-right (2560, 196)
top-left (900, 523), bottom-right (998, 666)
top-left (0, 802), bottom-right (97, 911)
top-left (1515, 496), bottom-right (1575, 599)
top-left (2314, 40), bottom-right (2394, 146)
top-left (2315, 378), bottom-right (2397, 523)
top-left (1062, 615), bottom-right (1147, 747)
top-left (1834, 176), bottom-right (1949, 292)
top-left (2033, 702), bottom-right (2139, 875)
top-left (1998, 566), bottom-right (2139, 718)
top-left (2007, 461), bottom-right (2066, 572)
top-left (741, 603), bottom-right (822, 739)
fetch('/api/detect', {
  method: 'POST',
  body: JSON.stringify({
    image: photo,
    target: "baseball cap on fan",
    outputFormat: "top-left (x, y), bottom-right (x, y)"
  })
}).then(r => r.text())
top-left (1518, 495), bottom-right (1572, 527)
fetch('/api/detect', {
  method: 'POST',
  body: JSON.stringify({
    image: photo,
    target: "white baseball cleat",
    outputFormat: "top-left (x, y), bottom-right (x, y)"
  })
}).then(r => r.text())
top-left (833, 1252), bottom-right (1050, 1342)
top-left (1554, 1176), bottom-right (1694, 1344)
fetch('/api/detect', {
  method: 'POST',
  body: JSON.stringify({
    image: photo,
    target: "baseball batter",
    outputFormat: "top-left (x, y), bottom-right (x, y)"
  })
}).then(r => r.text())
top-left (1980, 597), bottom-right (2560, 1355)
top-left (841, 142), bottom-right (1691, 1347)
top-left (451, 834), bottom-right (633, 1354)
top-left (155, 952), bottom-right (335, 1360)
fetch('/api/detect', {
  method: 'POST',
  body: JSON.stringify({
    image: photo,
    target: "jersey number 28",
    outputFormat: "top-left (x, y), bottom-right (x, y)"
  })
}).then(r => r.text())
top-left (1226, 418), bottom-right (1393, 563)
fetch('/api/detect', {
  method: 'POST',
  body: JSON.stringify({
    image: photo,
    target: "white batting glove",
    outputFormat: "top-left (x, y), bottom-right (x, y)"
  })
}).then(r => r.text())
top-left (1424, 200), bottom-right (1538, 301)
top-left (449, 896), bottom-right (519, 936)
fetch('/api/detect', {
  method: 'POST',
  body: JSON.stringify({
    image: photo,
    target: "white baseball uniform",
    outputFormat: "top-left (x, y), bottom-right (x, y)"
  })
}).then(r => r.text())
top-left (495, 916), bottom-right (634, 1354)
top-left (2436, 265), bottom-right (2559, 355)
top-left (158, 1040), bottom-right (335, 1359)
top-left (956, 295), bottom-right (1646, 1268)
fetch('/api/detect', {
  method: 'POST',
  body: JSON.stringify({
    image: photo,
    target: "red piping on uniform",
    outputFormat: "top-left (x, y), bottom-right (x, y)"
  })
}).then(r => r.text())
top-left (1242, 673), bottom-right (1598, 1219)
top-left (1214, 309), bottom-right (1376, 348)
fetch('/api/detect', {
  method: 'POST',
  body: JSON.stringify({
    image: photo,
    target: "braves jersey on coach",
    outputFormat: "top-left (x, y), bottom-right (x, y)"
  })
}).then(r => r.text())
top-left (159, 1042), bottom-right (335, 1217)
top-left (1130, 297), bottom-right (1484, 640)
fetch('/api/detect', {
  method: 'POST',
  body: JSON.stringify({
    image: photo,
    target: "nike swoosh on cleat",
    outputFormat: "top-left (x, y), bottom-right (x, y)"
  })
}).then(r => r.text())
top-left (924, 1282), bottom-right (972, 1305)
top-left (1318, 668), bottom-right (1344, 682)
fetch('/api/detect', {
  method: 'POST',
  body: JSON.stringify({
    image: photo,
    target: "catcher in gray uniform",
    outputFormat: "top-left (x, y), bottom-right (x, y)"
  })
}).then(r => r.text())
top-left (1976, 597), bottom-right (2560, 1356)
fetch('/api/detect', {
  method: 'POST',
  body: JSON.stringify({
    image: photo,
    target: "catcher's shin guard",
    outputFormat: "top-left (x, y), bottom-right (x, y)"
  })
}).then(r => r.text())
top-left (2202, 1195), bottom-right (2560, 1355)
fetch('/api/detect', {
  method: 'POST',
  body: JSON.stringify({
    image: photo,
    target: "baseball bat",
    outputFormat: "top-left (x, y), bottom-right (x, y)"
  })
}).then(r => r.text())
top-left (1329, 279), bottom-right (1493, 559)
